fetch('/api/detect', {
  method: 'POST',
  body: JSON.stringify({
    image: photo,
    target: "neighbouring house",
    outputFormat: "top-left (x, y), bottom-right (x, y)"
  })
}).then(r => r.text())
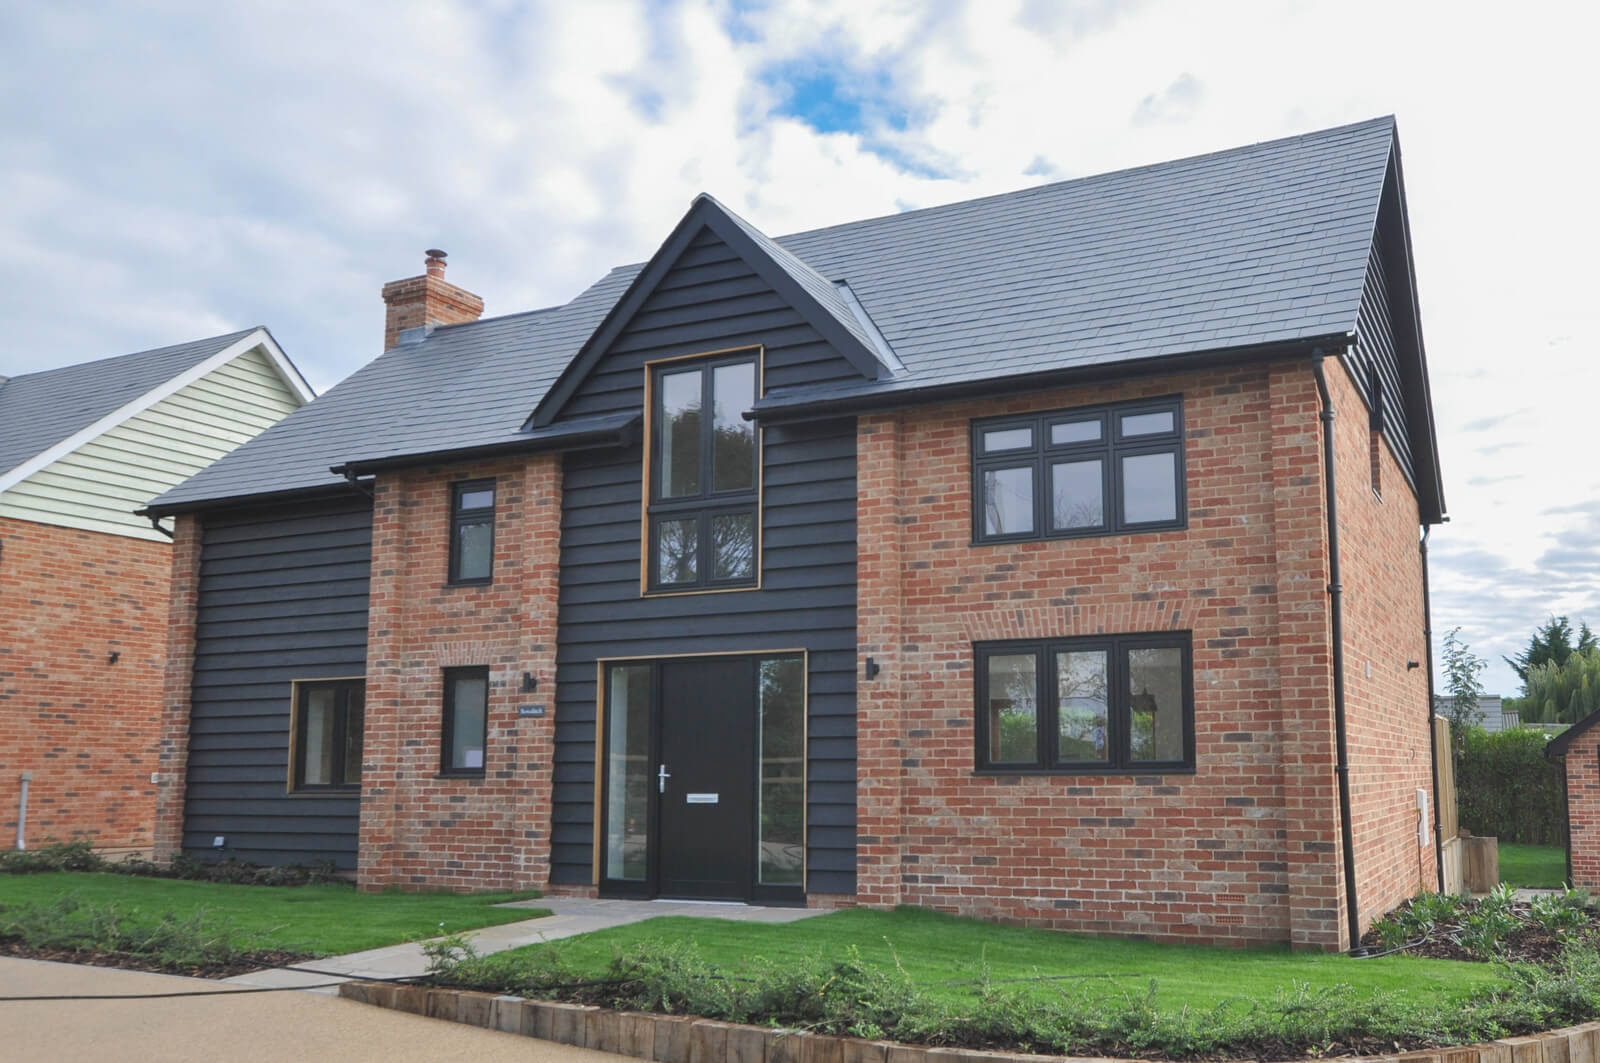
top-left (1, 329), bottom-right (311, 857)
top-left (1433, 694), bottom-right (1518, 731)
top-left (143, 117), bottom-right (1445, 951)
top-left (1544, 712), bottom-right (1600, 888)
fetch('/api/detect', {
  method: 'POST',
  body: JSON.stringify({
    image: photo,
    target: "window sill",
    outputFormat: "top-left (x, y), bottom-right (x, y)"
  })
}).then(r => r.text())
top-left (970, 523), bottom-right (1186, 548)
top-left (971, 766), bottom-right (1196, 778)
top-left (643, 582), bottom-right (760, 598)
top-left (435, 772), bottom-right (486, 781)
top-left (287, 786), bottom-right (362, 797)
top-left (444, 579), bottom-right (494, 590)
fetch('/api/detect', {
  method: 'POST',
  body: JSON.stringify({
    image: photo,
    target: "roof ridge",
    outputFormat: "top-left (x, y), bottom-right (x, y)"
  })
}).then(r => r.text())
top-left (1, 325), bottom-right (260, 382)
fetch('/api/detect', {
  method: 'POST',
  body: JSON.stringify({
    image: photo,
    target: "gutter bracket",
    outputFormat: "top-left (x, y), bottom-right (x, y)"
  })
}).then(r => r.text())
top-left (147, 514), bottom-right (174, 539)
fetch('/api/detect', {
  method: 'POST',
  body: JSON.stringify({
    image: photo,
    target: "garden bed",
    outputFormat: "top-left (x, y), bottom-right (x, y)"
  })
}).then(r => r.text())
top-left (0, 940), bottom-right (313, 979)
top-left (1361, 886), bottom-right (1593, 963)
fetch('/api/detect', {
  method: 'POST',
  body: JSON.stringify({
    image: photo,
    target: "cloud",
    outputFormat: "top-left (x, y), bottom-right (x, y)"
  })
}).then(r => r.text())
top-left (1131, 72), bottom-right (1204, 126)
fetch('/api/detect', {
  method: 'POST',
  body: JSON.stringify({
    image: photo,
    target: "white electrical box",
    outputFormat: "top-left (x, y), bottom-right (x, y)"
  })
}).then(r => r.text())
top-left (212, 836), bottom-right (226, 848)
top-left (1416, 788), bottom-right (1430, 846)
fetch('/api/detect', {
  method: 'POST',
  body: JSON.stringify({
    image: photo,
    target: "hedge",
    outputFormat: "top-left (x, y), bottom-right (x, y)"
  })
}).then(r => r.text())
top-left (1453, 725), bottom-right (1566, 846)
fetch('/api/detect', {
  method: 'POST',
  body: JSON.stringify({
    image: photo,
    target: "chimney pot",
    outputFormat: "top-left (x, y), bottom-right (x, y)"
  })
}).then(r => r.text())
top-left (424, 249), bottom-right (448, 277)
top-left (381, 249), bottom-right (483, 350)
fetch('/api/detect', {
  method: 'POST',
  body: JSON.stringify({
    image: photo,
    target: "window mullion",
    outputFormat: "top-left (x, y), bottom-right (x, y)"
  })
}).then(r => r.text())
top-left (1110, 638), bottom-right (1128, 770)
top-left (1039, 645), bottom-right (1055, 770)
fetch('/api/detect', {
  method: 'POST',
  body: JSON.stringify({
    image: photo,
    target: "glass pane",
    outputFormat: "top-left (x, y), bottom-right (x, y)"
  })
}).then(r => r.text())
top-left (457, 486), bottom-right (494, 511)
top-left (1056, 650), bottom-right (1109, 763)
top-left (302, 688), bottom-right (337, 786)
top-left (758, 656), bottom-right (805, 886)
top-left (981, 467), bottom-right (1034, 536)
top-left (983, 426), bottom-right (1033, 452)
top-left (1127, 646), bottom-right (1185, 762)
top-left (606, 665), bottom-right (652, 881)
top-left (712, 362), bottom-right (756, 492)
top-left (1051, 419), bottom-right (1101, 445)
top-left (1121, 451), bottom-right (1178, 524)
top-left (455, 519), bottom-right (493, 581)
top-left (1121, 410), bottom-right (1175, 437)
top-left (712, 512), bottom-right (755, 580)
top-left (1051, 459), bottom-right (1104, 530)
top-left (986, 653), bottom-right (1038, 763)
top-left (343, 686), bottom-right (364, 785)
top-left (659, 370), bottom-right (702, 498)
top-left (655, 517), bottom-right (698, 585)
top-left (448, 674), bottom-right (487, 771)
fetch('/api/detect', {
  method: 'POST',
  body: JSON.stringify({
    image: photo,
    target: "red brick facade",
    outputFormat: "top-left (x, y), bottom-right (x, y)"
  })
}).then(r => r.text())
top-left (152, 513), bottom-right (202, 860)
top-left (0, 516), bottom-right (170, 855)
top-left (852, 358), bottom-right (1433, 949)
top-left (357, 456), bottom-right (562, 892)
top-left (1563, 732), bottom-right (1600, 888)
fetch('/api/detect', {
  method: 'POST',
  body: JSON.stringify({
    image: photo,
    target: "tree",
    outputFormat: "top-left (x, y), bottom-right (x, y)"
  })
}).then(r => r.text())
top-left (1441, 626), bottom-right (1487, 731)
top-left (1518, 648), bottom-right (1600, 724)
top-left (1504, 615), bottom-right (1594, 688)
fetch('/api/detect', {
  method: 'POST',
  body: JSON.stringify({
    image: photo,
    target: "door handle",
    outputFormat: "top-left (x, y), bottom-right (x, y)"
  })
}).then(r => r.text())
top-left (658, 764), bottom-right (671, 794)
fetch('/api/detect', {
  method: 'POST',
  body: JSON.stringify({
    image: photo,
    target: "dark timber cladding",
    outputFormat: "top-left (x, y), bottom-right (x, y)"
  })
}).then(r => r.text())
top-left (182, 497), bottom-right (372, 867)
top-left (1348, 162), bottom-right (1415, 488)
top-left (550, 226), bottom-right (859, 894)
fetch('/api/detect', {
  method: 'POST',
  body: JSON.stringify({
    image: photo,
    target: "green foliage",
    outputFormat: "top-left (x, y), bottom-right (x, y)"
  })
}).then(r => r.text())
top-left (1515, 649), bottom-right (1600, 725)
top-left (1454, 725), bottom-right (1566, 845)
top-left (421, 932), bottom-right (480, 974)
top-left (0, 842), bottom-right (341, 886)
top-left (1506, 616), bottom-right (1597, 690)
top-left (430, 929), bottom-right (1600, 1058)
top-left (0, 893), bottom-right (271, 969)
top-left (1528, 890), bottom-right (1591, 934)
top-left (1370, 890), bottom-right (1466, 950)
top-left (1442, 627), bottom-right (1488, 731)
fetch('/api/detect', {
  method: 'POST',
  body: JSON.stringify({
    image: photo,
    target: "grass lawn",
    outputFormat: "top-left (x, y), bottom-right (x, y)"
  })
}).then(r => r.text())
top-left (0, 872), bottom-right (547, 956)
top-left (479, 906), bottom-right (1499, 1011)
top-left (1500, 843), bottom-right (1568, 889)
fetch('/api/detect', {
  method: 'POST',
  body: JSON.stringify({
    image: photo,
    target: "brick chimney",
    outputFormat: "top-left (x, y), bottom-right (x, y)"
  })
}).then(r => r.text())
top-left (381, 249), bottom-right (485, 349)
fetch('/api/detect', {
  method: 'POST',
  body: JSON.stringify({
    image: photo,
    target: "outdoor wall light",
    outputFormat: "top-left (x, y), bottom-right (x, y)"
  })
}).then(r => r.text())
top-left (1407, 661), bottom-right (1421, 670)
top-left (522, 672), bottom-right (537, 692)
top-left (864, 656), bottom-right (880, 680)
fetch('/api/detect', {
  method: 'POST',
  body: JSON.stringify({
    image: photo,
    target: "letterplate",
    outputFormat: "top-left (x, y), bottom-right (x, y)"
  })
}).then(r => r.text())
top-left (685, 793), bottom-right (719, 804)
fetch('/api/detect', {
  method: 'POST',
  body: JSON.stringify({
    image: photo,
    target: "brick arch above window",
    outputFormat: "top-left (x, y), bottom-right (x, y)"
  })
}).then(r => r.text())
top-left (961, 600), bottom-right (1191, 644)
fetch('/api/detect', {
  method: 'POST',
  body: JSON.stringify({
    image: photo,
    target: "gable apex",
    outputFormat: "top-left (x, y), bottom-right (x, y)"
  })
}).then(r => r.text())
top-left (526, 195), bottom-right (894, 430)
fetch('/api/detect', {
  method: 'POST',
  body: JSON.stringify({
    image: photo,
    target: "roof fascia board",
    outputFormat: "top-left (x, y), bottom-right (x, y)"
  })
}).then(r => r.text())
top-left (1381, 133), bottom-right (1447, 524)
top-left (332, 415), bottom-right (642, 477)
top-left (254, 328), bottom-right (316, 404)
top-left (139, 479), bottom-right (367, 519)
top-left (0, 328), bottom-right (289, 495)
top-left (526, 197), bottom-right (884, 430)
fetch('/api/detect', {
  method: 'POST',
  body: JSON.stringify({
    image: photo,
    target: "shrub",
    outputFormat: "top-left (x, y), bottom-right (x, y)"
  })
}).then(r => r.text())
top-left (0, 843), bottom-right (347, 889)
top-left (1454, 725), bottom-right (1566, 845)
top-left (0, 841), bottom-right (108, 874)
top-left (0, 893), bottom-right (272, 969)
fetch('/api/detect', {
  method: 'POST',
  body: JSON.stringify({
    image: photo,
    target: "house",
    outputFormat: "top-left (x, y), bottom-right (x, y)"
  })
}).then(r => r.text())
top-left (142, 117), bottom-right (1445, 951)
top-left (1, 329), bottom-right (311, 857)
top-left (1433, 694), bottom-right (1515, 731)
top-left (1544, 713), bottom-right (1600, 888)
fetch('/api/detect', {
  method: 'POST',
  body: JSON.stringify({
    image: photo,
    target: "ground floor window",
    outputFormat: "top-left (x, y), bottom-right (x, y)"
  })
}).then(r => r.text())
top-left (974, 633), bottom-right (1193, 774)
top-left (441, 667), bottom-right (489, 775)
top-left (292, 678), bottom-right (365, 791)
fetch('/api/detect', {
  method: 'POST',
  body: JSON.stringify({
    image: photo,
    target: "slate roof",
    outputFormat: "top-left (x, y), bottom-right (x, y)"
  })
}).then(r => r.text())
top-left (148, 116), bottom-right (1410, 513)
top-left (0, 328), bottom-right (260, 480)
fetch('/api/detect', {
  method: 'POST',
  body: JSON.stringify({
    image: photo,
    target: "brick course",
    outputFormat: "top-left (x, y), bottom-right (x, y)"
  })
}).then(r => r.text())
top-left (0, 515), bottom-right (170, 854)
top-left (357, 456), bottom-right (561, 891)
top-left (852, 359), bottom-right (1430, 948)
top-left (1563, 731), bottom-right (1600, 888)
top-left (152, 513), bottom-right (201, 860)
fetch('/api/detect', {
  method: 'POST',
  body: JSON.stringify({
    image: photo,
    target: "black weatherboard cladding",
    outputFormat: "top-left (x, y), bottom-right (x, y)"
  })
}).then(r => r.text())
top-left (1350, 222), bottom-right (1413, 484)
top-left (550, 227), bottom-right (860, 894)
top-left (182, 498), bottom-right (372, 868)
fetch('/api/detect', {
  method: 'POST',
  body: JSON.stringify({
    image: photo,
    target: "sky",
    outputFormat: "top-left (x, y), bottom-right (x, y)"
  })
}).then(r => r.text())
top-left (2, 0), bottom-right (1596, 695)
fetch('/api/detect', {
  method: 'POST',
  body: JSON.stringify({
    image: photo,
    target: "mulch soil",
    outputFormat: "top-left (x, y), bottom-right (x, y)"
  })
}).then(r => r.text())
top-left (0, 939), bottom-right (314, 979)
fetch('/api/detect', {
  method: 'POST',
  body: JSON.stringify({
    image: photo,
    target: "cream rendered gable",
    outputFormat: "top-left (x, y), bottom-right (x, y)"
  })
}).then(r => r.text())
top-left (0, 345), bottom-right (305, 540)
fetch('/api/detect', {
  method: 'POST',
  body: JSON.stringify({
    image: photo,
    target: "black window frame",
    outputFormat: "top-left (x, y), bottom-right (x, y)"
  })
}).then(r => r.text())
top-left (448, 479), bottom-right (497, 586)
top-left (645, 352), bottom-right (761, 594)
top-left (973, 633), bottom-right (1195, 775)
top-left (291, 678), bottom-right (365, 792)
top-left (971, 396), bottom-right (1186, 544)
top-left (440, 666), bottom-right (490, 777)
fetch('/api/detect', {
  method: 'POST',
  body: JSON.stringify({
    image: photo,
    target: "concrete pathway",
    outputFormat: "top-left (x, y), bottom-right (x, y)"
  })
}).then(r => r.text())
top-left (227, 895), bottom-right (825, 991)
top-left (0, 955), bottom-right (626, 1063)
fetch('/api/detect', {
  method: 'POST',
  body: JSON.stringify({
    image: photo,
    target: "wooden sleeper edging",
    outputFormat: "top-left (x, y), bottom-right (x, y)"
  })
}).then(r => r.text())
top-left (334, 982), bottom-right (1600, 1063)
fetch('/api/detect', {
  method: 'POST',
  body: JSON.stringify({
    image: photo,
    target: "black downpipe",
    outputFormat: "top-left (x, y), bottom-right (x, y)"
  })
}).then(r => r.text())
top-left (1312, 354), bottom-right (1366, 956)
top-left (1421, 527), bottom-right (1445, 891)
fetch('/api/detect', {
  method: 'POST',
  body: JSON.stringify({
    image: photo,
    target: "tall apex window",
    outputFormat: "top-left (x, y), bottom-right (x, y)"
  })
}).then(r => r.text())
top-left (647, 353), bottom-right (759, 593)
top-left (973, 397), bottom-right (1185, 543)
top-left (449, 480), bottom-right (496, 584)
top-left (975, 633), bottom-right (1193, 774)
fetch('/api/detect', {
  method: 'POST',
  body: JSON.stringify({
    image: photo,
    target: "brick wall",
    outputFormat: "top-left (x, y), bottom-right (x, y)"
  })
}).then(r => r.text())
top-left (854, 362), bottom-right (1355, 947)
top-left (0, 515), bottom-right (170, 854)
top-left (152, 513), bottom-right (201, 860)
top-left (1565, 736), bottom-right (1600, 888)
top-left (1328, 357), bottom-right (1438, 929)
top-left (358, 455), bottom-right (561, 892)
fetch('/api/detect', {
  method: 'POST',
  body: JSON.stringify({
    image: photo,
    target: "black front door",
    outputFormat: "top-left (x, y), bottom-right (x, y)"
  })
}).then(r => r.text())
top-left (657, 657), bottom-right (754, 900)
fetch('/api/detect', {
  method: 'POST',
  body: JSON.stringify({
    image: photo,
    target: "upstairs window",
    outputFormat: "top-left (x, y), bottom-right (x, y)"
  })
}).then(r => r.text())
top-left (975, 634), bottom-right (1194, 774)
top-left (449, 480), bottom-right (496, 584)
top-left (292, 678), bottom-right (365, 791)
top-left (646, 353), bottom-right (759, 593)
top-left (972, 397), bottom-right (1185, 543)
